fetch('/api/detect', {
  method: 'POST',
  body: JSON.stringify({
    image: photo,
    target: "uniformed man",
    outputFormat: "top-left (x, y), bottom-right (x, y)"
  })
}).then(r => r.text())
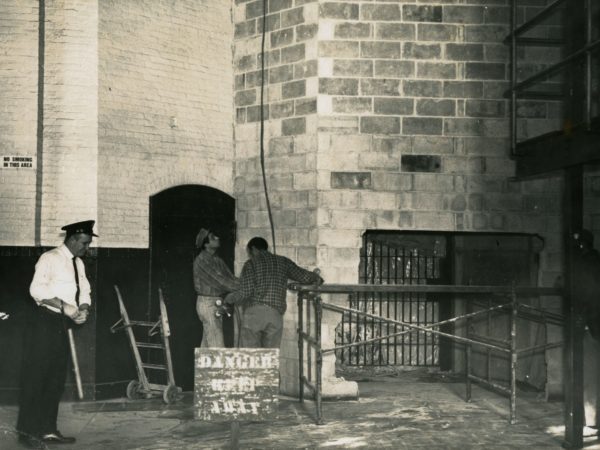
top-left (16, 221), bottom-right (97, 449)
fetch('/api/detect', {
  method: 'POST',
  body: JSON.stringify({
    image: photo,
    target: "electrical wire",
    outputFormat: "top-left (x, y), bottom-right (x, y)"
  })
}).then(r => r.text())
top-left (259, 0), bottom-right (276, 254)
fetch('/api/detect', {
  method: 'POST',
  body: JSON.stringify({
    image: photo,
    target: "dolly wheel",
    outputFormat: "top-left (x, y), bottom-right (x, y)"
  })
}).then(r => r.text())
top-left (163, 384), bottom-right (178, 404)
top-left (126, 380), bottom-right (144, 400)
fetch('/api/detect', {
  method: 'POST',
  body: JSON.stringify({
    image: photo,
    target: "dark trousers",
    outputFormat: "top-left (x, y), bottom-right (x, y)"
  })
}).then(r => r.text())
top-left (240, 304), bottom-right (283, 348)
top-left (17, 307), bottom-right (68, 438)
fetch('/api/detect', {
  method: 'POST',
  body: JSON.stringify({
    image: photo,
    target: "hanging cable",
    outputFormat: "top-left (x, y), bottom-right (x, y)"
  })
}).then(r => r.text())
top-left (259, 0), bottom-right (276, 254)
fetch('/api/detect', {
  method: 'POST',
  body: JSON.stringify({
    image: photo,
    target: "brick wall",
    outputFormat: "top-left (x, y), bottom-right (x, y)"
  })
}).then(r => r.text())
top-left (0, 1), bottom-right (40, 246)
top-left (0, 0), bottom-right (99, 247)
top-left (98, 0), bottom-right (234, 247)
top-left (40, 0), bottom-right (99, 245)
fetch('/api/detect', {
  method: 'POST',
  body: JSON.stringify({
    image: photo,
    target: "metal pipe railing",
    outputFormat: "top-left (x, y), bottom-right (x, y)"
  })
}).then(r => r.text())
top-left (294, 284), bottom-right (563, 425)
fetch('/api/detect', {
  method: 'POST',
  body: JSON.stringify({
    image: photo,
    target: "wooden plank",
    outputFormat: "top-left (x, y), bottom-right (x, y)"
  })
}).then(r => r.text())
top-left (563, 166), bottom-right (584, 448)
top-left (515, 129), bottom-right (600, 178)
top-left (194, 348), bottom-right (279, 422)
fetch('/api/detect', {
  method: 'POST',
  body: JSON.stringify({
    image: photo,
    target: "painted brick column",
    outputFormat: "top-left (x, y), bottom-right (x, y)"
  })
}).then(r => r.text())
top-left (40, 0), bottom-right (99, 243)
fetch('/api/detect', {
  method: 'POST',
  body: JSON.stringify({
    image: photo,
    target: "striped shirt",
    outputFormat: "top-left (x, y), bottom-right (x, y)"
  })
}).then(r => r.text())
top-left (238, 251), bottom-right (322, 314)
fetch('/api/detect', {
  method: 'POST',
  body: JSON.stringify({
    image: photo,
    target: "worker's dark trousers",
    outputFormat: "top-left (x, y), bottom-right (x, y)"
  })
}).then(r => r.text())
top-left (17, 307), bottom-right (68, 438)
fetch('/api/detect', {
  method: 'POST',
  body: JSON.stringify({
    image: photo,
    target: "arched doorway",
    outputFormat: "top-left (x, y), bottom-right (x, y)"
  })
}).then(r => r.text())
top-left (149, 185), bottom-right (236, 391)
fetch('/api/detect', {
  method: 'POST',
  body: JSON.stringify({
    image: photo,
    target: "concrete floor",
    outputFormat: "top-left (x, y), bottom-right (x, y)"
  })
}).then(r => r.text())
top-left (1, 369), bottom-right (599, 450)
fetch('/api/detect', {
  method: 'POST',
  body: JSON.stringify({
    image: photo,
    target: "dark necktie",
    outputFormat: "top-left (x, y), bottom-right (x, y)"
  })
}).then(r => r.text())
top-left (72, 257), bottom-right (80, 306)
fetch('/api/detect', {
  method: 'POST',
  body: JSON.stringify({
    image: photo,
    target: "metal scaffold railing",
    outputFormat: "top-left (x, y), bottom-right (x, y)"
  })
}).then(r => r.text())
top-left (291, 284), bottom-right (563, 426)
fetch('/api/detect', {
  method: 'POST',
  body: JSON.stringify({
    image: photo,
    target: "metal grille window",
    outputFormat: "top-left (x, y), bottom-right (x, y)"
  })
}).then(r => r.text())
top-left (336, 233), bottom-right (448, 367)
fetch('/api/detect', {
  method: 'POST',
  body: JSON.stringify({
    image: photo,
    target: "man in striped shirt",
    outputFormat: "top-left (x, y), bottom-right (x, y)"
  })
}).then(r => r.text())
top-left (230, 237), bottom-right (323, 348)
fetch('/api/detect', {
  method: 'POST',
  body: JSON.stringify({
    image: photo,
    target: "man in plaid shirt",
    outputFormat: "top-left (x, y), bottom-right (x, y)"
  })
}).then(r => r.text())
top-left (229, 237), bottom-right (323, 348)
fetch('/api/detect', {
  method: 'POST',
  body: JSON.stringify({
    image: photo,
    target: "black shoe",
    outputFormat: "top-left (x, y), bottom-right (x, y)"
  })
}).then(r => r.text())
top-left (41, 430), bottom-right (76, 444)
top-left (18, 434), bottom-right (47, 449)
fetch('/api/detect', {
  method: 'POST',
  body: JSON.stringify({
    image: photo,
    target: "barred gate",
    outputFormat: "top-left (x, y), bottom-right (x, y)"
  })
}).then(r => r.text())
top-left (336, 233), bottom-right (448, 366)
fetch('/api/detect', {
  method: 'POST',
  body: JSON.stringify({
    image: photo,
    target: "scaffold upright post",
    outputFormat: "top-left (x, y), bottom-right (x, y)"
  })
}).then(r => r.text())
top-left (510, 285), bottom-right (518, 424)
top-left (315, 294), bottom-right (324, 425)
top-left (297, 291), bottom-right (304, 404)
top-left (466, 298), bottom-right (472, 402)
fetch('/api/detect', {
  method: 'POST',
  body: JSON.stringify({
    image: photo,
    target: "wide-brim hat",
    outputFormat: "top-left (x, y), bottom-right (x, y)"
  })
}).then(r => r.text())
top-left (61, 220), bottom-right (99, 237)
top-left (195, 228), bottom-right (210, 248)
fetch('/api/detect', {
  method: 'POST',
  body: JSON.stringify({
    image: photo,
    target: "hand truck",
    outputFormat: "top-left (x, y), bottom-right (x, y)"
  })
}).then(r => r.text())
top-left (110, 285), bottom-right (180, 404)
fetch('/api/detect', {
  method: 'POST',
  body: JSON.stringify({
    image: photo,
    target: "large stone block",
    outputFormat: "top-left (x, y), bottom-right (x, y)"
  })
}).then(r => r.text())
top-left (443, 81), bottom-right (484, 99)
top-left (296, 23), bottom-right (318, 42)
top-left (282, 44), bottom-right (306, 63)
top-left (268, 136), bottom-right (294, 155)
top-left (319, 40), bottom-right (360, 58)
top-left (416, 99), bottom-right (456, 117)
top-left (361, 4), bottom-right (401, 21)
top-left (375, 60), bottom-right (414, 78)
top-left (465, 62), bottom-right (506, 80)
top-left (320, 191), bottom-right (360, 209)
top-left (401, 155), bottom-right (442, 173)
top-left (282, 117), bottom-right (306, 135)
top-left (403, 80), bottom-right (442, 97)
top-left (376, 23), bottom-right (415, 41)
top-left (333, 59), bottom-right (373, 77)
top-left (464, 24), bottom-right (508, 43)
top-left (403, 117), bottom-right (443, 135)
top-left (294, 59), bottom-right (318, 79)
top-left (417, 62), bottom-right (457, 80)
top-left (271, 101), bottom-right (294, 119)
top-left (361, 117), bottom-right (401, 135)
top-left (361, 79), bottom-right (401, 96)
top-left (332, 97), bottom-right (373, 114)
top-left (446, 43), bottom-right (484, 61)
top-left (269, 0), bottom-right (293, 13)
top-left (319, 2), bottom-right (358, 19)
top-left (331, 172), bottom-right (372, 189)
top-left (282, 80), bottom-right (306, 98)
top-left (403, 5), bottom-right (442, 22)
top-left (361, 42), bottom-right (402, 59)
top-left (444, 118), bottom-right (484, 136)
top-left (372, 172), bottom-right (414, 191)
top-left (295, 98), bottom-right (317, 115)
top-left (359, 152), bottom-right (400, 170)
top-left (418, 24), bottom-right (458, 42)
top-left (335, 22), bottom-right (371, 39)
top-left (414, 211), bottom-right (455, 230)
top-left (372, 137), bottom-right (412, 153)
top-left (413, 136), bottom-right (454, 154)
top-left (282, 7), bottom-right (304, 27)
top-left (235, 89), bottom-right (257, 106)
top-left (256, 13), bottom-right (281, 33)
top-left (403, 42), bottom-right (442, 60)
top-left (359, 191), bottom-right (397, 210)
top-left (270, 64), bottom-right (294, 84)
top-left (374, 98), bottom-right (413, 115)
top-left (484, 6), bottom-right (510, 25)
top-left (465, 100), bottom-right (506, 118)
top-left (271, 28), bottom-right (294, 48)
top-left (443, 6), bottom-right (484, 24)
top-left (413, 173), bottom-right (454, 192)
top-left (319, 78), bottom-right (359, 95)
top-left (247, 104), bottom-right (269, 122)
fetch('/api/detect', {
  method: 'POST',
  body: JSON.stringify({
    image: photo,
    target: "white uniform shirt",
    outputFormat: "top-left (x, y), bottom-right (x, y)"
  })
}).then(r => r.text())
top-left (29, 244), bottom-right (92, 313)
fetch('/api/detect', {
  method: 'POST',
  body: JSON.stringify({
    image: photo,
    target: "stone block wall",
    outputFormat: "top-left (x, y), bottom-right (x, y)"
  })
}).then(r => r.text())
top-left (314, 1), bottom-right (562, 285)
top-left (232, 0), bottom-right (565, 396)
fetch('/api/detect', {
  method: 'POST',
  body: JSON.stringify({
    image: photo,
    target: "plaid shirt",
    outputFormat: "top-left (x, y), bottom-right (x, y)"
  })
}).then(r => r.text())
top-left (193, 251), bottom-right (239, 297)
top-left (238, 251), bottom-right (321, 314)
